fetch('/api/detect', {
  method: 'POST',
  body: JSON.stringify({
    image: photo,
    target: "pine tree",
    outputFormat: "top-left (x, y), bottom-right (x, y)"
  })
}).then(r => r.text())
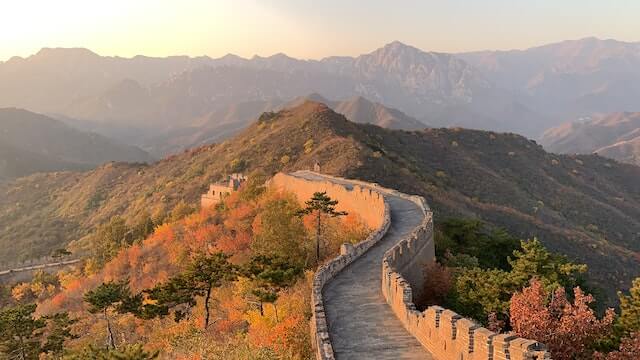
top-left (41, 312), bottom-right (78, 358)
top-left (243, 255), bottom-right (302, 321)
top-left (297, 192), bottom-right (347, 263)
top-left (617, 277), bottom-right (640, 339)
top-left (83, 280), bottom-right (138, 349)
top-left (140, 252), bottom-right (237, 329)
top-left (0, 303), bottom-right (45, 360)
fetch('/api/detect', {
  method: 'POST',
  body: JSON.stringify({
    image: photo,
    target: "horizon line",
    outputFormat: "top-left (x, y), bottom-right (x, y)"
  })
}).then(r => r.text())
top-left (2, 36), bottom-right (638, 63)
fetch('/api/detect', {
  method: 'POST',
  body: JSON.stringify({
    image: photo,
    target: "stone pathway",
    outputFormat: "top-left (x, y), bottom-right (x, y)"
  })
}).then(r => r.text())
top-left (293, 172), bottom-right (434, 360)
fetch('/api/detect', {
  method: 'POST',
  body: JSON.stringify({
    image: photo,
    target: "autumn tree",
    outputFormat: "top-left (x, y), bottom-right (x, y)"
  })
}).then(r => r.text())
top-left (243, 255), bottom-right (302, 321)
top-left (297, 192), bottom-right (347, 264)
top-left (448, 238), bottom-right (587, 324)
top-left (141, 252), bottom-right (237, 329)
top-left (0, 303), bottom-right (45, 360)
top-left (252, 193), bottom-right (307, 266)
top-left (65, 343), bottom-right (159, 360)
top-left (417, 262), bottom-right (452, 308)
top-left (83, 280), bottom-right (139, 349)
top-left (510, 279), bottom-right (615, 360)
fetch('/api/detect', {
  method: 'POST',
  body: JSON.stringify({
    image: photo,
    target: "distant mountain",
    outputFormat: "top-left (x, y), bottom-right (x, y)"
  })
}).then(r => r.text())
top-left (2, 101), bottom-right (639, 301)
top-left (0, 108), bottom-right (153, 179)
top-left (461, 37), bottom-right (640, 128)
top-left (144, 94), bottom-right (425, 155)
top-left (3, 39), bottom-right (640, 147)
top-left (0, 42), bottom-right (542, 152)
top-left (541, 112), bottom-right (640, 165)
top-left (285, 94), bottom-right (426, 130)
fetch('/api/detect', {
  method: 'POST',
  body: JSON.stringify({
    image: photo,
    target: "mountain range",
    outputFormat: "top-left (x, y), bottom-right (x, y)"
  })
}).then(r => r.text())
top-left (3, 38), bottom-right (639, 157)
top-left (541, 112), bottom-right (640, 166)
top-left (0, 108), bottom-right (153, 180)
top-left (1, 102), bottom-right (639, 302)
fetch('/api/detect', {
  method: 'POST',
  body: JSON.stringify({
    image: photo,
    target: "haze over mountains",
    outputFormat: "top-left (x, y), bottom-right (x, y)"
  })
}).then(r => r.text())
top-left (541, 112), bottom-right (640, 166)
top-left (2, 38), bottom-right (639, 158)
top-left (0, 108), bottom-right (152, 180)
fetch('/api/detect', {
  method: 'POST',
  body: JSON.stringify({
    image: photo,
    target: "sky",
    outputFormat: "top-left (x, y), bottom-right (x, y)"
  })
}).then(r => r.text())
top-left (1, 0), bottom-right (639, 61)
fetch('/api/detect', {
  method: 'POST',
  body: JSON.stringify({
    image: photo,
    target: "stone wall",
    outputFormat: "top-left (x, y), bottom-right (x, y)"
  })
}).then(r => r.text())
top-left (381, 193), bottom-right (551, 360)
top-left (269, 172), bottom-right (390, 360)
top-left (269, 172), bottom-right (386, 230)
top-left (272, 171), bottom-right (551, 360)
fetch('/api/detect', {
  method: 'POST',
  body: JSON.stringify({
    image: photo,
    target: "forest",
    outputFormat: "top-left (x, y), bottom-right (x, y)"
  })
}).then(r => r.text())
top-left (0, 177), bottom-right (369, 359)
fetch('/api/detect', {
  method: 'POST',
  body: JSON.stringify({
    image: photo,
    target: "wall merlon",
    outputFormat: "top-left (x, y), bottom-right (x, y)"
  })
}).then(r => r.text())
top-left (273, 171), bottom-right (550, 360)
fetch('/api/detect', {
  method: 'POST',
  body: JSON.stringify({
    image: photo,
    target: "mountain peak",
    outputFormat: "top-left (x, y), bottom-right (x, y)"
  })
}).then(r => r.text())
top-left (34, 47), bottom-right (99, 60)
top-left (377, 40), bottom-right (423, 55)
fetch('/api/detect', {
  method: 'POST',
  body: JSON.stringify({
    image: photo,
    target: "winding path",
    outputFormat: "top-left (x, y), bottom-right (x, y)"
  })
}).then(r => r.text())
top-left (292, 172), bottom-right (434, 360)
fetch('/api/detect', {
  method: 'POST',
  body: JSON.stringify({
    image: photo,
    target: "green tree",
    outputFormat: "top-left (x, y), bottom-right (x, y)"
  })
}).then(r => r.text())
top-left (611, 277), bottom-right (640, 347)
top-left (141, 252), bottom-right (237, 329)
top-left (436, 218), bottom-right (520, 270)
top-left (252, 194), bottom-right (307, 266)
top-left (450, 267), bottom-right (513, 322)
top-left (0, 303), bottom-right (45, 360)
top-left (296, 192), bottom-right (347, 264)
top-left (243, 255), bottom-right (302, 321)
top-left (41, 312), bottom-right (78, 358)
top-left (508, 238), bottom-right (587, 291)
top-left (83, 280), bottom-right (138, 349)
top-left (238, 172), bottom-right (267, 202)
top-left (130, 211), bottom-right (156, 244)
top-left (169, 201), bottom-right (195, 223)
top-left (447, 238), bottom-right (587, 325)
top-left (91, 217), bottom-right (132, 267)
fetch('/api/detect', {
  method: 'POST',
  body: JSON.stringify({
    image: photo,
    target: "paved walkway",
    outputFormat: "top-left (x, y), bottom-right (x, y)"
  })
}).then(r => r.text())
top-left (293, 172), bottom-right (433, 360)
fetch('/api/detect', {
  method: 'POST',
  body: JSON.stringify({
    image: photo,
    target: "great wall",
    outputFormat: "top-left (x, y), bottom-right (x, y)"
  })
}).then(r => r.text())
top-left (0, 256), bottom-right (80, 283)
top-left (270, 170), bottom-right (551, 360)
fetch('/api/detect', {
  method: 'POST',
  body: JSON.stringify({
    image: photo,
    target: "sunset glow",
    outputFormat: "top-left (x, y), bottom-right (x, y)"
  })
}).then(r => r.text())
top-left (1, 0), bottom-right (639, 61)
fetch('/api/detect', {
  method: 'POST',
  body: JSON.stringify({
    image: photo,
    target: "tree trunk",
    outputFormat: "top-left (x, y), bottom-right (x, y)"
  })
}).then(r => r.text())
top-left (259, 301), bottom-right (264, 316)
top-left (105, 308), bottom-right (115, 349)
top-left (17, 333), bottom-right (26, 360)
top-left (273, 303), bottom-right (279, 322)
top-left (316, 211), bottom-right (321, 264)
top-left (204, 283), bottom-right (212, 329)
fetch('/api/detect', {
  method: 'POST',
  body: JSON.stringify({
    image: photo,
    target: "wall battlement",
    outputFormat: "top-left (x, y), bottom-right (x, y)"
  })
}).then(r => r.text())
top-left (381, 193), bottom-right (551, 360)
top-left (272, 171), bottom-right (551, 360)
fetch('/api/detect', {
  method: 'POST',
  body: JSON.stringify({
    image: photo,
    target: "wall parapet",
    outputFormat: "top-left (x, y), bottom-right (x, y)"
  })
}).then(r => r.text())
top-left (269, 172), bottom-right (391, 360)
top-left (275, 171), bottom-right (551, 360)
top-left (380, 191), bottom-right (552, 360)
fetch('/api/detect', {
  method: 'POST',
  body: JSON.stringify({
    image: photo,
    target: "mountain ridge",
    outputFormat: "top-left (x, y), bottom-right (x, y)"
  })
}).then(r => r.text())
top-left (0, 108), bottom-right (153, 179)
top-left (1, 101), bottom-right (638, 301)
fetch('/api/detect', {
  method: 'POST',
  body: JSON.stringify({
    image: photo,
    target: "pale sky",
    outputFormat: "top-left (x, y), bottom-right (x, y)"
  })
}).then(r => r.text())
top-left (1, 0), bottom-right (639, 61)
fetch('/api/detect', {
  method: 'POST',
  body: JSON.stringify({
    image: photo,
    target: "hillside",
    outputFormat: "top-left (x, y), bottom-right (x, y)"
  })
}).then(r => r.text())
top-left (1, 102), bottom-right (639, 300)
top-left (139, 94), bottom-right (425, 156)
top-left (541, 112), bottom-right (640, 165)
top-left (0, 108), bottom-right (153, 179)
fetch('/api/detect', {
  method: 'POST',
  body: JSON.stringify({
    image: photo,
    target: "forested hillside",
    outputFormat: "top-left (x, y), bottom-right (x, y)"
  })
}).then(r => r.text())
top-left (1, 101), bottom-right (639, 301)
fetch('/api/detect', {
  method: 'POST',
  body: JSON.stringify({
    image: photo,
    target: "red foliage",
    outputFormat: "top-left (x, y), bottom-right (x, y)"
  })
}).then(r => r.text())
top-left (510, 279), bottom-right (615, 360)
top-left (418, 262), bottom-right (452, 307)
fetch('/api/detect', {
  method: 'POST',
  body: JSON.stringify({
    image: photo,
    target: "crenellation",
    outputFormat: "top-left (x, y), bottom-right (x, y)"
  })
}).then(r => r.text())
top-left (271, 171), bottom-right (550, 360)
